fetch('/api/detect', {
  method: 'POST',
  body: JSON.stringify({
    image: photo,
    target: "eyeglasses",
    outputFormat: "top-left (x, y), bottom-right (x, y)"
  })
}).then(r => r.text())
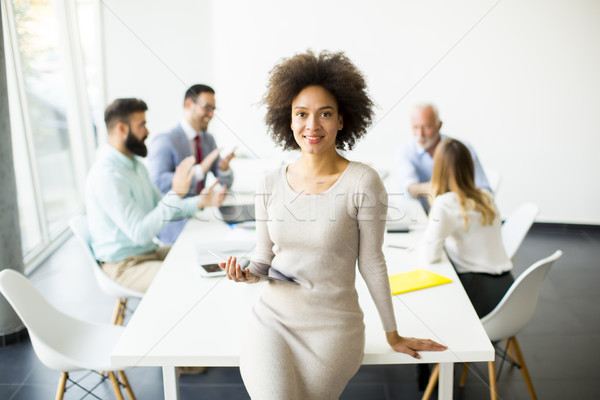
top-left (194, 99), bottom-right (216, 112)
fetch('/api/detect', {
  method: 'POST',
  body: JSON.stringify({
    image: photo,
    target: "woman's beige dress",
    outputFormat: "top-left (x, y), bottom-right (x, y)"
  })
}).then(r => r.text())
top-left (241, 162), bottom-right (397, 399)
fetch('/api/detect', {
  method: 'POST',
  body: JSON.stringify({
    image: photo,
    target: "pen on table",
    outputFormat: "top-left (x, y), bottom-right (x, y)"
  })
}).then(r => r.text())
top-left (386, 244), bottom-right (414, 251)
top-left (207, 250), bottom-right (227, 262)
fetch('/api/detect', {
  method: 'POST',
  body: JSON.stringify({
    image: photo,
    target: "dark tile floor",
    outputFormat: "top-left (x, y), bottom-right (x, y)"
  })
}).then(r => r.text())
top-left (1, 225), bottom-right (599, 399)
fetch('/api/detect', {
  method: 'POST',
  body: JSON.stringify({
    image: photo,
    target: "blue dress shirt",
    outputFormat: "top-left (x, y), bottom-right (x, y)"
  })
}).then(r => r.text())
top-left (86, 145), bottom-right (198, 262)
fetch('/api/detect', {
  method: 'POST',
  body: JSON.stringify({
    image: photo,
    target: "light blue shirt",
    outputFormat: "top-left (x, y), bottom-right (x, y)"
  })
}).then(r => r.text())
top-left (86, 145), bottom-right (198, 262)
top-left (396, 134), bottom-right (491, 197)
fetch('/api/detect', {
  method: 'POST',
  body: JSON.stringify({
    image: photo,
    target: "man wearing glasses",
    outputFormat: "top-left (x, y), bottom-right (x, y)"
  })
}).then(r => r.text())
top-left (148, 84), bottom-right (235, 243)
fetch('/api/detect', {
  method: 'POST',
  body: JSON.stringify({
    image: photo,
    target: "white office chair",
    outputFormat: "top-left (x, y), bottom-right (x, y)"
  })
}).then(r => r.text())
top-left (0, 269), bottom-right (136, 400)
top-left (69, 216), bottom-right (144, 325)
top-left (484, 168), bottom-right (501, 195)
top-left (501, 203), bottom-right (539, 261)
top-left (422, 250), bottom-right (562, 400)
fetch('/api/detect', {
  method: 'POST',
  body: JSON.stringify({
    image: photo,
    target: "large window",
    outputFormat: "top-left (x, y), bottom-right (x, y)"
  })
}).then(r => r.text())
top-left (2, 0), bottom-right (100, 271)
top-left (75, 0), bottom-right (106, 145)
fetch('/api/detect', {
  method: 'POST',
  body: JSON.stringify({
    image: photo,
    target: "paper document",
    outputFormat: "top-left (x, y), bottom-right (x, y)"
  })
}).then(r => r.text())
top-left (389, 269), bottom-right (452, 295)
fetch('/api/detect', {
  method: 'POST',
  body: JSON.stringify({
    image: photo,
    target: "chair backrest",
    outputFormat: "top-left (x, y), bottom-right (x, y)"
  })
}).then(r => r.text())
top-left (484, 168), bottom-right (501, 195)
top-left (481, 250), bottom-right (562, 341)
top-left (501, 203), bottom-right (539, 260)
top-left (69, 216), bottom-right (143, 299)
top-left (0, 269), bottom-right (87, 371)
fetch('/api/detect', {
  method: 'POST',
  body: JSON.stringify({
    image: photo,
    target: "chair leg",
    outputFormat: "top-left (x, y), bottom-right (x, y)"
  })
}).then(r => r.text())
top-left (116, 298), bottom-right (128, 325)
top-left (421, 364), bottom-right (439, 400)
top-left (505, 338), bottom-right (518, 364)
top-left (104, 298), bottom-right (126, 377)
top-left (118, 370), bottom-right (136, 400)
top-left (108, 371), bottom-right (125, 400)
top-left (111, 298), bottom-right (128, 325)
top-left (508, 337), bottom-right (537, 400)
top-left (55, 372), bottom-right (68, 400)
top-left (488, 361), bottom-right (498, 400)
top-left (459, 362), bottom-right (469, 387)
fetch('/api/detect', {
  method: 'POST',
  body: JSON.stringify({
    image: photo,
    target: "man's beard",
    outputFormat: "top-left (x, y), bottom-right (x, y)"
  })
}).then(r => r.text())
top-left (417, 133), bottom-right (441, 151)
top-left (125, 127), bottom-right (148, 157)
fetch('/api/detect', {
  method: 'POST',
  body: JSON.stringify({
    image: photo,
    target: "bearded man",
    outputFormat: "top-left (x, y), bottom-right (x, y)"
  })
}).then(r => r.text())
top-left (85, 98), bottom-right (226, 292)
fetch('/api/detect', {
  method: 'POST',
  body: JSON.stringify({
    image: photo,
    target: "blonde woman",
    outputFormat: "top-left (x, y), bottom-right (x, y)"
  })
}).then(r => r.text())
top-left (420, 138), bottom-right (513, 318)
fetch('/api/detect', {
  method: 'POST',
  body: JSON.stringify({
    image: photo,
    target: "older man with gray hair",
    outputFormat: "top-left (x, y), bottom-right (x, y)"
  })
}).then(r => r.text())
top-left (396, 103), bottom-right (490, 204)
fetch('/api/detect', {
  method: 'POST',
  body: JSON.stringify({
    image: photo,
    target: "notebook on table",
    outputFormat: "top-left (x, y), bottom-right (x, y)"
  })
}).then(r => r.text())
top-left (389, 269), bottom-right (452, 295)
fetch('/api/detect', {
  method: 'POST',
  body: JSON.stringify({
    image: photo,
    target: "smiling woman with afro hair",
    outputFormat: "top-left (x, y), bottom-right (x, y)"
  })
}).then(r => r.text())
top-left (220, 49), bottom-right (447, 400)
top-left (263, 49), bottom-right (374, 151)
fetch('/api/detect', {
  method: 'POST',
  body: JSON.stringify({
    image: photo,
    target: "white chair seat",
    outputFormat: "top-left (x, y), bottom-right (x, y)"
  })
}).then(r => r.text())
top-left (30, 319), bottom-right (126, 372)
top-left (0, 269), bottom-right (135, 399)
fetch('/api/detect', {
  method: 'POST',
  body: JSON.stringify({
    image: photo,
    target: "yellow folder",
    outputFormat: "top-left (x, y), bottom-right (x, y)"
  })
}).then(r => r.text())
top-left (389, 269), bottom-right (452, 295)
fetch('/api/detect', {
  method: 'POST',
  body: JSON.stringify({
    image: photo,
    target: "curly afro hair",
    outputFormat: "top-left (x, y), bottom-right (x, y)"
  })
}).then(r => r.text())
top-left (263, 50), bottom-right (374, 151)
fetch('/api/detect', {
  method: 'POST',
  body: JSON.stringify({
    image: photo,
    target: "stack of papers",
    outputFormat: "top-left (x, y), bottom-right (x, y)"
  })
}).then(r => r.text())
top-left (389, 269), bottom-right (452, 295)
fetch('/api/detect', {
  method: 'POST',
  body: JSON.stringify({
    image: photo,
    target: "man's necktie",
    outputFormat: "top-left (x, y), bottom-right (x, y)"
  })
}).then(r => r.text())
top-left (194, 135), bottom-right (204, 193)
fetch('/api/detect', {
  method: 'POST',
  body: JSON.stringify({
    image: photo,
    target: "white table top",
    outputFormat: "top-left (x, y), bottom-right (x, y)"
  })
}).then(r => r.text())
top-left (111, 205), bottom-right (493, 369)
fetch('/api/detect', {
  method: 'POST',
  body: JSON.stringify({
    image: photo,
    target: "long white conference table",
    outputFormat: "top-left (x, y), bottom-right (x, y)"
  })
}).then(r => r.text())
top-left (111, 199), bottom-right (493, 400)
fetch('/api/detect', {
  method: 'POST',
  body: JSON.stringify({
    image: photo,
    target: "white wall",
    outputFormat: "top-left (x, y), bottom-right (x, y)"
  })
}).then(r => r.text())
top-left (103, 0), bottom-right (600, 224)
top-left (102, 0), bottom-right (216, 132)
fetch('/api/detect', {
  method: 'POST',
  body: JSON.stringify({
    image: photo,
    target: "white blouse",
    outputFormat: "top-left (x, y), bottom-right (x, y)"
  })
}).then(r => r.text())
top-left (419, 191), bottom-right (512, 275)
